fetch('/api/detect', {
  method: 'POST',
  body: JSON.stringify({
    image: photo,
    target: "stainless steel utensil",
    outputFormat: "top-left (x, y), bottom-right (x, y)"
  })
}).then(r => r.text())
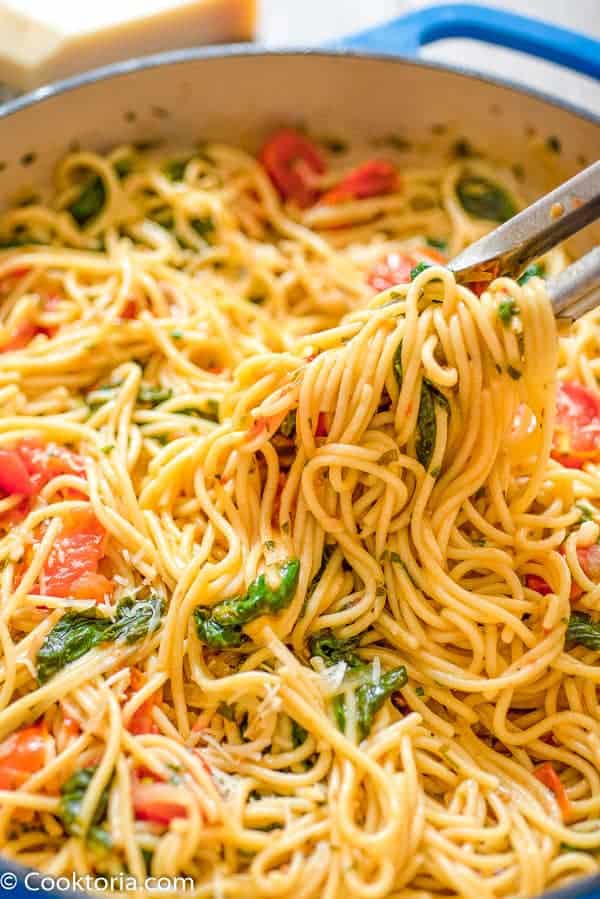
top-left (448, 162), bottom-right (600, 321)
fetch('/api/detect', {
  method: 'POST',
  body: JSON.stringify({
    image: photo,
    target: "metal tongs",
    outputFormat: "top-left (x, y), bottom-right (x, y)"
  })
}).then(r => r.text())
top-left (449, 160), bottom-right (600, 321)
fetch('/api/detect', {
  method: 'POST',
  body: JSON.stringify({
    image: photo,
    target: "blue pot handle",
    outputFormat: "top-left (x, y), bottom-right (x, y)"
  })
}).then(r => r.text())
top-left (337, 3), bottom-right (600, 81)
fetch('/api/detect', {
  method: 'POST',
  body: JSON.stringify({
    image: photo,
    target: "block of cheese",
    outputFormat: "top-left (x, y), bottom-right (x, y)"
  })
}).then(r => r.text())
top-left (0, 0), bottom-right (256, 92)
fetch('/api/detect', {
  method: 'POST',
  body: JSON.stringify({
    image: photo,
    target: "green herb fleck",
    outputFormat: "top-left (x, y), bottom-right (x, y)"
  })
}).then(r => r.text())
top-left (426, 237), bottom-right (447, 251)
top-left (507, 366), bottom-right (522, 380)
top-left (190, 216), bottom-right (215, 244)
top-left (577, 502), bottom-right (595, 523)
top-left (497, 298), bottom-right (519, 325)
top-left (138, 385), bottom-right (173, 406)
top-left (218, 703), bottom-right (236, 722)
top-left (410, 261), bottom-right (431, 281)
top-left (518, 263), bottom-right (545, 285)
top-left (278, 410), bottom-right (297, 439)
top-left (415, 686), bottom-right (425, 697)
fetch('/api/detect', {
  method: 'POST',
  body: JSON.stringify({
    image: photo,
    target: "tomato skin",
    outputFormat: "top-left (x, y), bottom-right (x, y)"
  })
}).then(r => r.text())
top-left (0, 450), bottom-right (36, 496)
top-left (0, 723), bottom-right (48, 789)
top-left (552, 382), bottom-right (600, 469)
top-left (368, 252), bottom-right (417, 293)
top-left (534, 762), bottom-right (572, 822)
top-left (132, 781), bottom-right (187, 824)
top-left (260, 129), bottom-right (326, 208)
top-left (42, 510), bottom-right (107, 598)
top-left (322, 160), bottom-right (398, 205)
top-left (315, 412), bottom-right (329, 437)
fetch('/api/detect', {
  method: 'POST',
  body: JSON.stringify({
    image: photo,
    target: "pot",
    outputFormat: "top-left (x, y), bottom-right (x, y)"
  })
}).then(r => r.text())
top-left (0, 4), bottom-right (598, 897)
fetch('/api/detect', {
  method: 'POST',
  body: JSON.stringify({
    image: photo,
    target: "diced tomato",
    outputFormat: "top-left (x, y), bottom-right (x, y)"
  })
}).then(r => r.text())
top-left (70, 571), bottom-right (114, 603)
top-left (62, 715), bottom-right (80, 740)
top-left (552, 382), bottom-right (600, 469)
top-left (577, 543), bottom-right (600, 581)
top-left (525, 574), bottom-right (553, 596)
top-left (121, 299), bottom-right (138, 320)
top-left (132, 781), bottom-right (187, 824)
top-left (534, 762), bottom-right (572, 821)
top-left (0, 722), bottom-right (48, 790)
top-left (127, 669), bottom-right (162, 736)
top-left (129, 697), bottom-right (161, 736)
top-left (0, 321), bottom-right (46, 353)
top-left (368, 252), bottom-right (418, 293)
top-left (2, 267), bottom-right (30, 282)
top-left (322, 160), bottom-right (398, 205)
top-left (0, 450), bottom-right (36, 497)
top-left (525, 539), bottom-right (600, 600)
top-left (315, 412), bottom-right (329, 437)
top-left (17, 438), bottom-right (85, 491)
top-left (41, 510), bottom-right (108, 598)
top-left (260, 128), bottom-right (326, 208)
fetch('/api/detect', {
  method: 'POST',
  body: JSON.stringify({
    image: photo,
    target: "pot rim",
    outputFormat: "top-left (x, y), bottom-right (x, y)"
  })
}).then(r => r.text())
top-left (0, 45), bottom-right (598, 128)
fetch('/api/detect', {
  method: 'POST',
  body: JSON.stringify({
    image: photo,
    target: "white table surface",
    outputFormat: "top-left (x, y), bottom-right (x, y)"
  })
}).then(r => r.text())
top-left (259, 0), bottom-right (600, 114)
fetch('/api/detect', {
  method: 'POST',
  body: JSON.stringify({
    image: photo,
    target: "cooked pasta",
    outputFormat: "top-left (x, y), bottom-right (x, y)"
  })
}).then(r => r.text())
top-left (0, 131), bottom-right (598, 899)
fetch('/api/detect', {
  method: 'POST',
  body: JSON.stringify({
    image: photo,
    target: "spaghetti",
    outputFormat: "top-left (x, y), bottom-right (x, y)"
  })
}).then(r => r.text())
top-left (0, 132), bottom-right (598, 898)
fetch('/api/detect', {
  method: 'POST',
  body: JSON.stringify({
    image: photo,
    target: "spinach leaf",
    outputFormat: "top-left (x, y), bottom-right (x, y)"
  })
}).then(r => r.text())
top-left (59, 767), bottom-right (112, 849)
top-left (194, 610), bottom-right (247, 649)
top-left (518, 262), bottom-right (545, 285)
top-left (456, 174), bottom-right (516, 223)
top-left (68, 177), bottom-right (106, 226)
top-left (291, 719), bottom-right (308, 748)
top-left (137, 386), bottom-right (173, 406)
top-left (566, 612), bottom-right (600, 650)
top-left (331, 665), bottom-right (408, 740)
top-left (113, 158), bottom-right (134, 179)
top-left (393, 342), bottom-right (448, 469)
top-left (109, 595), bottom-right (164, 644)
top-left (393, 340), bottom-right (403, 388)
top-left (37, 594), bottom-right (164, 683)
top-left (307, 543), bottom-right (335, 597)
top-left (355, 666), bottom-right (407, 740)
top-left (332, 694), bottom-right (346, 732)
top-left (194, 560), bottom-right (300, 649)
top-left (416, 381), bottom-right (447, 469)
top-left (308, 628), bottom-right (362, 669)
